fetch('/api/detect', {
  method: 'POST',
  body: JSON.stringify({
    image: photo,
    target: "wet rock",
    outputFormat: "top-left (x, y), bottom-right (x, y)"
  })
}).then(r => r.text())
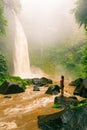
top-left (33, 85), bottom-right (40, 91)
top-left (68, 96), bottom-right (78, 100)
top-left (32, 78), bottom-right (40, 85)
top-left (4, 95), bottom-right (11, 98)
top-left (38, 112), bottom-right (63, 130)
top-left (74, 78), bottom-right (87, 98)
top-left (32, 77), bottom-right (53, 86)
top-left (0, 80), bottom-right (24, 94)
top-left (69, 78), bottom-right (83, 86)
top-left (38, 102), bottom-right (87, 130)
top-left (45, 85), bottom-right (60, 95)
top-left (54, 96), bottom-right (79, 109)
top-left (40, 77), bottom-right (52, 85)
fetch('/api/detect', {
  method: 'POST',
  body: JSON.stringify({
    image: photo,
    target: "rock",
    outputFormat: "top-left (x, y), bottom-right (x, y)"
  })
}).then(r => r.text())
top-left (4, 95), bottom-right (11, 98)
top-left (38, 102), bottom-right (87, 130)
top-left (32, 77), bottom-right (53, 86)
top-left (68, 96), bottom-right (78, 100)
top-left (54, 96), bottom-right (79, 108)
top-left (40, 77), bottom-right (52, 85)
top-left (33, 85), bottom-right (40, 91)
top-left (38, 112), bottom-right (63, 130)
top-left (69, 78), bottom-right (83, 86)
top-left (32, 78), bottom-right (40, 85)
top-left (73, 78), bottom-right (87, 98)
top-left (45, 85), bottom-right (60, 95)
top-left (0, 80), bottom-right (24, 94)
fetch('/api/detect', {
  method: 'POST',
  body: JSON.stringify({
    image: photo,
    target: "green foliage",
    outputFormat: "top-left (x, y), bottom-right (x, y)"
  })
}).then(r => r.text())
top-left (74, 0), bottom-right (87, 30)
top-left (45, 43), bottom-right (85, 78)
top-left (73, 0), bottom-right (87, 77)
top-left (81, 44), bottom-right (87, 77)
top-left (0, 0), bottom-right (7, 37)
top-left (0, 75), bottom-right (32, 90)
top-left (0, 76), bottom-right (5, 85)
top-left (52, 100), bottom-right (87, 110)
top-left (30, 42), bottom-right (86, 78)
top-left (6, 76), bottom-right (32, 90)
top-left (0, 52), bottom-right (31, 88)
top-left (0, 52), bottom-right (9, 77)
top-left (52, 104), bottom-right (62, 108)
top-left (62, 43), bottom-right (84, 77)
top-left (71, 100), bottom-right (87, 110)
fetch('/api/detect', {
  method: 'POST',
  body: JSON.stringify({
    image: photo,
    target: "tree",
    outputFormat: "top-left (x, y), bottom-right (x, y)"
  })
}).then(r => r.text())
top-left (0, 52), bottom-right (9, 77)
top-left (0, 0), bottom-right (7, 37)
top-left (74, 0), bottom-right (87, 78)
top-left (74, 0), bottom-right (87, 30)
top-left (81, 45), bottom-right (87, 77)
top-left (0, 0), bottom-right (21, 37)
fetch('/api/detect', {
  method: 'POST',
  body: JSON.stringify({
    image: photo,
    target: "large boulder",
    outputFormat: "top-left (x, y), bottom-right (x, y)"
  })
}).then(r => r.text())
top-left (45, 85), bottom-right (60, 95)
top-left (0, 80), bottom-right (24, 94)
top-left (32, 78), bottom-right (40, 85)
top-left (54, 96), bottom-right (79, 108)
top-left (69, 78), bottom-right (83, 87)
top-left (74, 78), bottom-right (87, 98)
top-left (40, 77), bottom-right (52, 85)
top-left (32, 77), bottom-right (53, 86)
top-left (38, 101), bottom-right (87, 130)
top-left (33, 85), bottom-right (40, 91)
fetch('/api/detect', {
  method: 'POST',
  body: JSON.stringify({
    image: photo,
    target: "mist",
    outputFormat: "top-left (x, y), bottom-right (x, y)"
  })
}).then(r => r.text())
top-left (1, 0), bottom-right (86, 79)
top-left (20, 0), bottom-right (81, 47)
top-left (18, 0), bottom-right (85, 78)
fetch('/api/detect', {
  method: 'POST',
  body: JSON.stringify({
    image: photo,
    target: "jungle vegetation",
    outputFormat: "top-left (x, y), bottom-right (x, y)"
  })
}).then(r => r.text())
top-left (0, 0), bottom-right (87, 85)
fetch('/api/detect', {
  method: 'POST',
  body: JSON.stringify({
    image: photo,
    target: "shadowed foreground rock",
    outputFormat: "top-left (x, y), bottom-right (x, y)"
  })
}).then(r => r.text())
top-left (38, 100), bottom-right (87, 130)
top-left (0, 80), bottom-right (24, 94)
top-left (45, 85), bottom-right (60, 95)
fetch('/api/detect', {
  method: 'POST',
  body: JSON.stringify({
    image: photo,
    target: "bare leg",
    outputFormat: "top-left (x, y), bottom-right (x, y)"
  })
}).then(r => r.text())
top-left (61, 88), bottom-right (64, 96)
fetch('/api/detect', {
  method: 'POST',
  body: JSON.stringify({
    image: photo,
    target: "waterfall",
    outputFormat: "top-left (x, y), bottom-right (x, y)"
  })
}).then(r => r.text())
top-left (13, 14), bottom-right (31, 78)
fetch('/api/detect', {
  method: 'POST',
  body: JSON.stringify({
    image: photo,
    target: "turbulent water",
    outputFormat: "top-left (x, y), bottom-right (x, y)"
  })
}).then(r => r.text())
top-left (0, 81), bottom-right (76, 130)
top-left (0, 86), bottom-right (59, 130)
top-left (13, 14), bottom-right (31, 78)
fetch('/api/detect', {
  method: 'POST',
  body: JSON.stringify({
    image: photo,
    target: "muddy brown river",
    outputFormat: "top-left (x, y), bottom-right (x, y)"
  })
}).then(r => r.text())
top-left (0, 81), bottom-right (79, 130)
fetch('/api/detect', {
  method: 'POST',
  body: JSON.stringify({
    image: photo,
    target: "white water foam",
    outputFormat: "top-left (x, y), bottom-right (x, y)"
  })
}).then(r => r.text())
top-left (0, 121), bottom-right (17, 130)
top-left (3, 87), bottom-right (56, 116)
top-left (4, 95), bottom-right (55, 116)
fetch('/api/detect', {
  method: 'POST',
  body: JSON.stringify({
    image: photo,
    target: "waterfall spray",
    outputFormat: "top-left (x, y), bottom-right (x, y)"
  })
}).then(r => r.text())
top-left (13, 14), bottom-right (31, 78)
